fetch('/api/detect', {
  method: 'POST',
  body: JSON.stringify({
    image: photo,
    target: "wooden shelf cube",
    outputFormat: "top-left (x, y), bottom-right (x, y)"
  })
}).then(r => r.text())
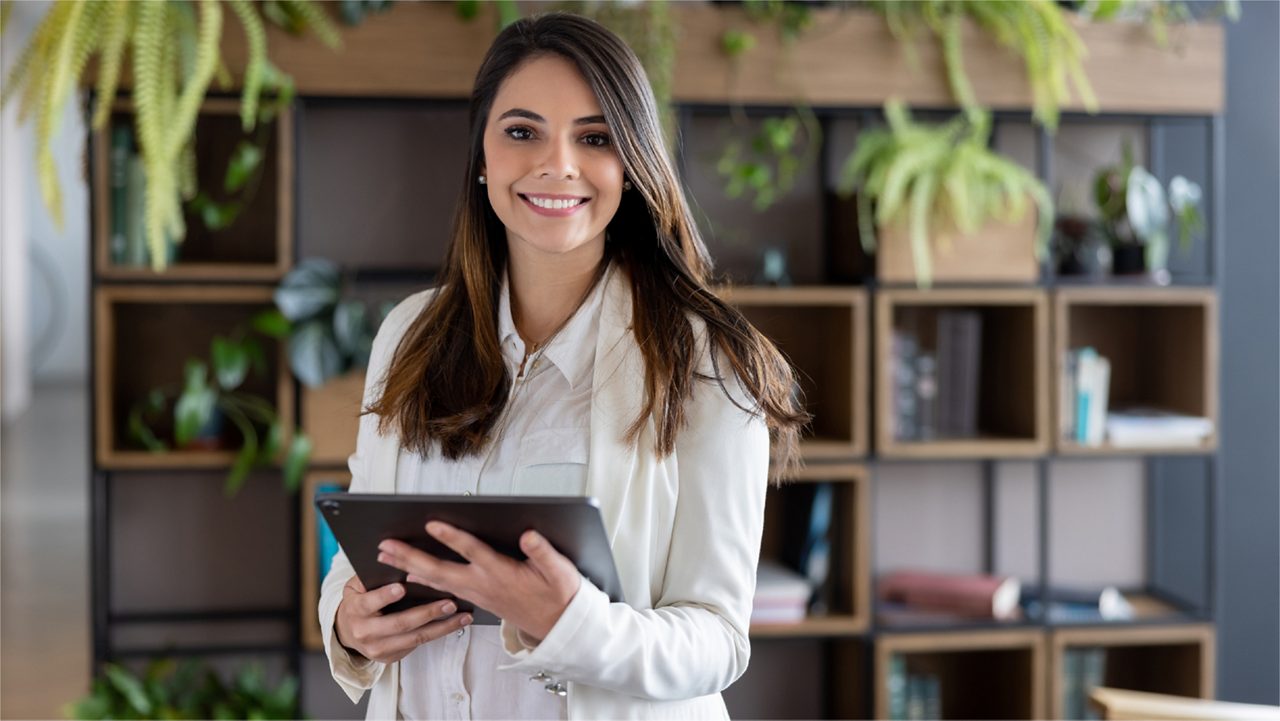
top-left (1054, 288), bottom-right (1218, 455)
top-left (94, 285), bottom-right (292, 468)
top-left (92, 98), bottom-right (292, 281)
top-left (751, 464), bottom-right (870, 638)
top-left (875, 629), bottom-right (1048, 720)
top-left (719, 286), bottom-right (869, 460)
top-left (1049, 624), bottom-right (1216, 720)
top-left (876, 289), bottom-right (1050, 458)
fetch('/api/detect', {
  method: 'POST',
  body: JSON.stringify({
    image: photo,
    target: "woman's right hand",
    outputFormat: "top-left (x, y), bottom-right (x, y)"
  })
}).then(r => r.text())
top-left (334, 575), bottom-right (474, 664)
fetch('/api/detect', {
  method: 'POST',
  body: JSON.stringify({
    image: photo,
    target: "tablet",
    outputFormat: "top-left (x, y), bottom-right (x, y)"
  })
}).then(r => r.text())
top-left (315, 493), bottom-right (625, 624)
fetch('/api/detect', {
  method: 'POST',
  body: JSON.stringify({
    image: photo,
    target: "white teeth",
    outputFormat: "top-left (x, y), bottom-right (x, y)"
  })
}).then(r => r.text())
top-left (527, 196), bottom-right (583, 210)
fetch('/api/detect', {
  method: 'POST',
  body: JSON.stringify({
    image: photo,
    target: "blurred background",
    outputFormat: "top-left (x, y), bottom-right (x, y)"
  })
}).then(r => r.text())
top-left (1, 1), bottom-right (1276, 719)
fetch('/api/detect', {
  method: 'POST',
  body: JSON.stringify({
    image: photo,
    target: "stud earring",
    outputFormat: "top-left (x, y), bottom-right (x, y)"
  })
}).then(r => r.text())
top-left (478, 175), bottom-right (487, 184)
top-left (622, 180), bottom-right (632, 191)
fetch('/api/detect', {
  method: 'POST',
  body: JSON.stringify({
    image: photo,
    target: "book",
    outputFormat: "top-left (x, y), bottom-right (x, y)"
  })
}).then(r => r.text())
top-left (1072, 347), bottom-right (1112, 445)
top-left (796, 483), bottom-right (834, 614)
top-left (888, 654), bottom-right (908, 720)
top-left (1061, 349), bottom-right (1078, 441)
top-left (109, 125), bottom-right (131, 266)
top-left (892, 329), bottom-right (920, 441)
top-left (915, 352), bottom-right (938, 441)
top-left (1106, 407), bottom-right (1214, 447)
top-left (124, 154), bottom-right (148, 268)
top-left (752, 559), bottom-right (811, 624)
top-left (315, 483), bottom-right (346, 583)
top-left (878, 570), bottom-right (1022, 620)
top-left (1082, 647), bottom-right (1107, 720)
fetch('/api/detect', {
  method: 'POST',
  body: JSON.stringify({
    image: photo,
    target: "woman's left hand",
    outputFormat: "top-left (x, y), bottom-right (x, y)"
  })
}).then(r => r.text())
top-left (377, 522), bottom-right (582, 643)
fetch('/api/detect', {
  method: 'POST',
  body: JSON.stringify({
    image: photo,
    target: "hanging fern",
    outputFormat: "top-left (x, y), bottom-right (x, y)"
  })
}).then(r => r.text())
top-left (0, 0), bottom-right (345, 272)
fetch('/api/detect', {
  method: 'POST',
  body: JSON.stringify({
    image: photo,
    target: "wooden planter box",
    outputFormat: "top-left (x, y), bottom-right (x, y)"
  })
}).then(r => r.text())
top-left (301, 369), bottom-right (367, 467)
top-left (877, 205), bottom-right (1040, 285)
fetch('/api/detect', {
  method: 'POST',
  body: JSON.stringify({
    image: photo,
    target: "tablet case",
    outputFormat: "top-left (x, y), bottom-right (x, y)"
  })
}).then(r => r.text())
top-left (315, 493), bottom-right (625, 624)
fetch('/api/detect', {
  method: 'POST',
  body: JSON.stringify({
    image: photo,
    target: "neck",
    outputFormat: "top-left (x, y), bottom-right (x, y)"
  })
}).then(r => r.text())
top-left (507, 237), bottom-right (605, 348)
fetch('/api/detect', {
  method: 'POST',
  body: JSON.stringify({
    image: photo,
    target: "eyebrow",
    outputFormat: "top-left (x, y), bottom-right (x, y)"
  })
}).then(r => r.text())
top-left (497, 108), bottom-right (607, 126)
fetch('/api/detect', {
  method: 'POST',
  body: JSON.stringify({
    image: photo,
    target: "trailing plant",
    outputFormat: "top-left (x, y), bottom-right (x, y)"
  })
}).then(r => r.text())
top-left (1076, 0), bottom-right (1240, 49)
top-left (63, 659), bottom-right (302, 720)
top-left (837, 99), bottom-right (1053, 288)
top-left (716, 107), bottom-right (821, 212)
top-left (128, 310), bottom-right (311, 496)
top-left (0, 0), bottom-right (343, 272)
top-left (261, 258), bottom-right (397, 388)
top-left (866, 0), bottom-right (1097, 133)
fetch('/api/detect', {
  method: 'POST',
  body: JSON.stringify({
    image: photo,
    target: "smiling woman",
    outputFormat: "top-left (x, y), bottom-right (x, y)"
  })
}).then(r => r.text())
top-left (316, 11), bottom-right (809, 721)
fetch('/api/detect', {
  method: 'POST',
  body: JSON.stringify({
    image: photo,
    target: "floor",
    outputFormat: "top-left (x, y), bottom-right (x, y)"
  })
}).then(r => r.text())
top-left (1, 384), bottom-right (92, 719)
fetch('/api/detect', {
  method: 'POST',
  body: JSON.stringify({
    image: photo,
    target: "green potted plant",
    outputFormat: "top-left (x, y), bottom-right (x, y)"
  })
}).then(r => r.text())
top-left (260, 258), bottom-right (397, 464)
top-left (1092, 140), bottom-right (1204, 283)
top-left (837, 99), bottom-right (1053, 288)
top-left (0, 0), bottom-right (344, 271)
top-left (63, 659), bottom-right (302, 720)
top-left (128, 311), bottom-right (311, 496)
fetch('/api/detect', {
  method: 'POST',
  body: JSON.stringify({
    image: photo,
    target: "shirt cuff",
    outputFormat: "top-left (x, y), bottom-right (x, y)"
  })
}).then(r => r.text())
top-left (498, 573), bottom-right (600, 672)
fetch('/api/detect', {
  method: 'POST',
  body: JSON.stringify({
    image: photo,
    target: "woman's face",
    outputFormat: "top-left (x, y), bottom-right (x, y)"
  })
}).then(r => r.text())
top-left (481, 54), bottom-right (625, 263)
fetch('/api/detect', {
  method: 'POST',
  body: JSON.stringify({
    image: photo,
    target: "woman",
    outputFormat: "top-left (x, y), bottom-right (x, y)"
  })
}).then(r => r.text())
top-left (319, 11), bottom-right (808, 720)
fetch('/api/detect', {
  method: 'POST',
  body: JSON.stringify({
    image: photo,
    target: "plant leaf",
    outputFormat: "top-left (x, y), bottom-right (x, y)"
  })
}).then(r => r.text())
top-left (332, 299), bottom-right (367, 355)
top-left (289, 319), bottom-right (344, 388)
top-left (251, 308), bottom-right (292, 339)
top-left (211, 336), bottom-right (250, 390)
top-left (283, 432), bottom-right (313, 493)
top-left (104, 664), bottom-right (153, 717)
top-left (174, 360), bottom-right (215, 447)
top-left (224, 140), bottom-right (263, 193)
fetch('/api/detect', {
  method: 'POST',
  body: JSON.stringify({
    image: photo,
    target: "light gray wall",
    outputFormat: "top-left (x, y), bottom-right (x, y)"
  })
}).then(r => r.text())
top-left (1219, 0), bottom-right (1279, 704)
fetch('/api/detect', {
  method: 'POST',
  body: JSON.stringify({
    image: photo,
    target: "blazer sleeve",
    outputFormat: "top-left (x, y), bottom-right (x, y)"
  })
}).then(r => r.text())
top-left (498, 351), bottom-right (770, 701)
top-left (317, 290), bottom-right (430, 704)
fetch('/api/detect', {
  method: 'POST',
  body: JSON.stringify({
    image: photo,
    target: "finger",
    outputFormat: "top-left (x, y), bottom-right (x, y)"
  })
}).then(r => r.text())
top-left (521, 530), bottom-right (576, 578)
top-left (344, 575), bottom-right (367, 594)
top-left (372, 611), bottom-right (475, 660)
top-left (377, 543), bottom-right (462, 592)
top-left (365, 597), bottom-right (459, 639)
top-left (360, 582), bottom-right (406, 615)
top-left (426, 521), bottom-right (499, 566)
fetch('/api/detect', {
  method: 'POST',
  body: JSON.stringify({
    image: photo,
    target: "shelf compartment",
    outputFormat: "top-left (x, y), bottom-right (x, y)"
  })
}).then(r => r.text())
top-left (92, 98), bottom-right (292, 281)
top-left (301, 470), bottom-right (353, 652)
top-left (874, 629), bottom-right (1047, 720)
top-left (876, 289), bottom-right (1050, 458)
top-left (1049, 623), bottom-right (1215, 720)
top-left (751, 463), bottom-right (870, 638)
top-left (94, 285), bottom-right (293, 468)
top-left (719, 286), bottom-right (868, 460)
top-left (1054, 288), bottom-right (1218, 455)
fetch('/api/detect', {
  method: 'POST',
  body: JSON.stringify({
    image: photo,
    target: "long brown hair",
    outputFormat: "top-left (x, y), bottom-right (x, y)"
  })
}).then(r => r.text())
top-left (368, 12), bottom-right (809, 480)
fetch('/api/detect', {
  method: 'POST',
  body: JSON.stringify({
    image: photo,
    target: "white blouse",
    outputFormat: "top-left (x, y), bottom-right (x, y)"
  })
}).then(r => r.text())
top-left (395, 268), bottom-right (606, 721)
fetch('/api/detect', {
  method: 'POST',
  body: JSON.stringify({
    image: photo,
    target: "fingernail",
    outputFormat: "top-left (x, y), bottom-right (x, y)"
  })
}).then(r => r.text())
top-left (426, 521), bottom-right (442, 535)
top-left (443, 602), bottom-right (456, 614)
top-left (378, 541), bottom-right (390, 552)
top-left (460, 614), bottom-right (473, 627)
top-left (391, 584), bottom-right (403, 597)
top-left (526, 532), bottom-right (542, 548)
top-left (377, 553), bottom-right (388, 564)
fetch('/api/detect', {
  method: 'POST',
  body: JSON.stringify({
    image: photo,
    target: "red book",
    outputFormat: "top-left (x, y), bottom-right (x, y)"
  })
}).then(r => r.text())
top-left (878, 570), bottom-right (1022, 620)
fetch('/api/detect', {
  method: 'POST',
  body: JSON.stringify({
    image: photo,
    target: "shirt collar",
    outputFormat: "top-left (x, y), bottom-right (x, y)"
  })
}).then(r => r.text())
top-left (497, 263), bottom-right (609, 390)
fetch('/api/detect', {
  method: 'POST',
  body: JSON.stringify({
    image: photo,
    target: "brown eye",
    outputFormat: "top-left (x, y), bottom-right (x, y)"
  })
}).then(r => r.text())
top-left (583, 133), bottom-right (611, 148)
top-left (505, 126), bottom-right (534, 141)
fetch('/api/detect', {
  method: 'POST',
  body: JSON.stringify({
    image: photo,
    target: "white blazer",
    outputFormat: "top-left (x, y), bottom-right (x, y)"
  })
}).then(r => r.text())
top-left (318, 266), bottom-right (770, 719)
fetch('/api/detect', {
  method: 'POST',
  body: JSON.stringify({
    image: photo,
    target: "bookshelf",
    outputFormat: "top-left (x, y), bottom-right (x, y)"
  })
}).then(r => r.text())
top-left (873, 629), bottom-right (1048, 720)
top-left (93, 284), bottom-right (293, 469)
top-left (875, 288), bottom-right (1051, 459)
top-left (1049, 624), bottom-right (1216, 720)
top-left (1054, 287), bottom-right (1219, 455)
top-left (84, 5), bottom-right (1229, 719)
top-left (91, 98), bottom-right (293, 281)
top-left (751, 463), bottom-right (871, 638)
top-left (718, 286), bottom-right (869, 460)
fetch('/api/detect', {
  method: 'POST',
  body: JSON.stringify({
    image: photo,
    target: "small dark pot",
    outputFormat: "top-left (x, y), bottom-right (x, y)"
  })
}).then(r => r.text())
top-left (1111, 244), bottom-right (1147, 276)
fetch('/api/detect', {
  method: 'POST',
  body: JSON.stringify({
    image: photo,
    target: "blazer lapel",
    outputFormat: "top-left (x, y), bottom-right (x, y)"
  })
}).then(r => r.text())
top-left (587, 265), bottom-right (642, 548)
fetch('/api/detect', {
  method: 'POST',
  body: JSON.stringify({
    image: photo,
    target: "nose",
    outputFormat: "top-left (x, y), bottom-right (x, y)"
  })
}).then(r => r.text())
top-left (537, 133), bottom-right (580, 180)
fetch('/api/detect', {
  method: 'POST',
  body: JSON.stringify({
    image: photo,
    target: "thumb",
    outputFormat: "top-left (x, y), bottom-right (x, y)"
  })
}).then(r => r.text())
top-left (521, 530), bottom-right (573, 575)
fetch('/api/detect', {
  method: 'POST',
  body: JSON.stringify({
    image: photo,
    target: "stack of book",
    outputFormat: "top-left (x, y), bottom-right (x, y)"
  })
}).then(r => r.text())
top-left (891, 310), bottom-right (983, 441)
top-left (109, 124), bottom-right (179, 268)
top-left (1105, 407), bottom-right (1214, 447)
top-left (751, 560), bottom-right (812, 624)
top-left (887, 654), bottom-right (942, 721)
top-left (878, 570), bottom-right (1022, 622)
top-left (1062, 646), bottom-right (1108, 720)
top-left (1061, 346), bottom-right (1111, 445)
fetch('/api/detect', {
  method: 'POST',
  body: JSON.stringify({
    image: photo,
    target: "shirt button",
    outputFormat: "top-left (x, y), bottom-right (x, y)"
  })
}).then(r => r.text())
top-left (456, 627), bottom-right (466, 638)
top-left (451, 692), bottom-right (465, 704)
top-left (463, 490), bottom-right (472, 496)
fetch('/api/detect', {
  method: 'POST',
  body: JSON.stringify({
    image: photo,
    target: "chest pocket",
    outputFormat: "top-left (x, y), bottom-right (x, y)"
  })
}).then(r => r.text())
top-left (513, 427), bottom-right (590, 497)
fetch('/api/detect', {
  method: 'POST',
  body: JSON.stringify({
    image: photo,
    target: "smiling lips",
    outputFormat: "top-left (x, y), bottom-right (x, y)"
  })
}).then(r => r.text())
top-left (519, 193), bottom-right (590, 217)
